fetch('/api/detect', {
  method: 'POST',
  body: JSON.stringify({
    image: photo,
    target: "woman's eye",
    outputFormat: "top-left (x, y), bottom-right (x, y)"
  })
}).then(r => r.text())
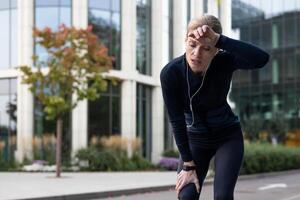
top-left (204, 47), bottom-right (210, 51)
top-left (189, 43), bottom-right (196, 47)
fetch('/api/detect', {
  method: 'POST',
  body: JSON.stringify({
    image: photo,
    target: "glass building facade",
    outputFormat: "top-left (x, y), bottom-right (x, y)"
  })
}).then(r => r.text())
top-left (231, 0), bottom-right (300, 132)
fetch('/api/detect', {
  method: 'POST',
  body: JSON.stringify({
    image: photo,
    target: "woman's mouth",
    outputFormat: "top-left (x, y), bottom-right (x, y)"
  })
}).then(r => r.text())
top-left (191, 59), bottom-right (201, 64)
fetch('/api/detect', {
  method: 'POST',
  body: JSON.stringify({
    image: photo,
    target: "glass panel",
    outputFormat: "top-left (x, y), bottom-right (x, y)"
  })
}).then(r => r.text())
top-left (11, 0), bottom-right (17, 8)
top-left (35, 0), bottom-right (60, 7)
top-left (88, 1), bottom-right (121, 70)
top-left (136, 0), bottom-right (151, 75)
top-left (112, 0), bottom-right (120, 12)
top-left (0, 79), bottom-right (9, 95)
top-left (0, 10), bottom-right (10, 69)
top-left (112, 96), bottom-right (120, 134)
top-left (60, 7), bottom-right (71, 26)
top-left (136, 84), bottom-right (152, 159)
top-left (88, 81), bottom-right (121, 140)
top-left (89, 0), bottom-right (110, 10)
top-left (35, 4), bottom-right (72, 65)
top-left (35, 7), bottom-right (59, 29)
top-left (61, 0), bottom-right (71, 6)
top-left (11, 9), bottom-right (18, 68)
top-left (10, 79), bottom-right (17, 94)
top-left (89, 10), bottom-right (111, 48)
top-left (0, 95), bottom-right (10, 128)
top-left (0, 0), bottom-right (9, 10)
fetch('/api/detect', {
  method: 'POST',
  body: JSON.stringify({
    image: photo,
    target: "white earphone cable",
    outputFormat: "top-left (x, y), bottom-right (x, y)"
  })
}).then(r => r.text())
top-left (186, 60), bottom-right (211, 128)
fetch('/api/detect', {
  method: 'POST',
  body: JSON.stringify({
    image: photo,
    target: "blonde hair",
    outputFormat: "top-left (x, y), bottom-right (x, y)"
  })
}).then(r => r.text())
top-left (186, 14), bottom-right (222, 38)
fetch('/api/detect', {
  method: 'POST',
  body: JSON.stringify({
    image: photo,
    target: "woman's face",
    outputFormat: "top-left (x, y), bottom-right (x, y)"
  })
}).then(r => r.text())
top-left (185, 33), bottom-right (218, 74)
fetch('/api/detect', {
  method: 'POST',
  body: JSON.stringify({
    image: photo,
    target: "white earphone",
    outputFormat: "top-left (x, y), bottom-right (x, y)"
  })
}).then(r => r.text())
top-left (186, 60), bottom-right (211, 128)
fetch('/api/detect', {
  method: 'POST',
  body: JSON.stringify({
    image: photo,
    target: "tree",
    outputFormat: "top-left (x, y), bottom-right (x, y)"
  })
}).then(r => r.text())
top-left (18, 24), bottom-right (117, 177)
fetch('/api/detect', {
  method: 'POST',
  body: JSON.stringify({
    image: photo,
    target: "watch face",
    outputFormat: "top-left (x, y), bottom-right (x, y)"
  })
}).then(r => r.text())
top-left (183, 165), bottom-right (196, 171)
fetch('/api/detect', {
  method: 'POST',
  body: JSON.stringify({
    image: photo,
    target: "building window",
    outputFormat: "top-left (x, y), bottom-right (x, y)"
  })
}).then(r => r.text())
top-left (136, 0), bottom-right (151, 75)
top-left (32, 0), bottom-right (72, 164)
top-left (88, 0), bottom-right (121, 70)
top-left (0, 78), bottom-right (17, 162)
top-left (34, 0), bottom-right (72, 63)
top-left (88, 81), bottom-right (121, 142)
top-left (0, 0), bottom-right (17, 69)
top-left (136, 83), bottom-right (152, 159)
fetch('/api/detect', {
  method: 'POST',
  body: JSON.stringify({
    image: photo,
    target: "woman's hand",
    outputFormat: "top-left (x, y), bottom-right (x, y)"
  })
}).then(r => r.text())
top-left (175, 169), bottom-right (200, 197)
top-left (188, 25), bottom-right (220, 47)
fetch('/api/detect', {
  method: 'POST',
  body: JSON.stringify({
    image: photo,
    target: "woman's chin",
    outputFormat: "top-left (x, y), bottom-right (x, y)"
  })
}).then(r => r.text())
top-left (190, 65), bottom-right (203, 72)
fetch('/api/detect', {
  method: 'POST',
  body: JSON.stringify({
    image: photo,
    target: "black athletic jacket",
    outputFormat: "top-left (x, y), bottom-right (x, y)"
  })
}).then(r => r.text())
top-left (160, 34), bottom-right (270, 162)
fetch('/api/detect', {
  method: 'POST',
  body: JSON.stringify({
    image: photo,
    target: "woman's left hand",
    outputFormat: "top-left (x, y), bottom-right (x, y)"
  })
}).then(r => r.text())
top-left (188, 25), bottom-right (220, 47)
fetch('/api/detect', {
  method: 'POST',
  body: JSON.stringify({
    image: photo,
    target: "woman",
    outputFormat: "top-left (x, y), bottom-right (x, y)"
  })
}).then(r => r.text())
top-left (160, 14), bottom-right (269, 200)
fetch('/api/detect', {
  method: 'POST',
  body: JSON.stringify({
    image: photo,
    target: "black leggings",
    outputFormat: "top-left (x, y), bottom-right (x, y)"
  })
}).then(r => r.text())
top-left (177, 124), bottom-right (244, 200)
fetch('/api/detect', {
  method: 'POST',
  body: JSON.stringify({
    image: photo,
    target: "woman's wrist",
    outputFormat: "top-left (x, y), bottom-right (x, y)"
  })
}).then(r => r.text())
top-left (213, 33), bottom-right (220, 46)
top-left (183, 160), bottom-right (196, 166)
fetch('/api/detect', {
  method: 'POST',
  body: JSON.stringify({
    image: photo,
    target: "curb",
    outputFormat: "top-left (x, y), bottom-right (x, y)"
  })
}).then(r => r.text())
top-left (18, 169), bottom-right (300, 200)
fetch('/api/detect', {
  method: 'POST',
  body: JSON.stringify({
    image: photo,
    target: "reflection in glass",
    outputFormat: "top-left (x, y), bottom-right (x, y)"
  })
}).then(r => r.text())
top-left (34, 0), bottom-right (72, 64)
top-left (136, 0), bottom-right (151, 75)
top-left (0, 7), bottom-right (15, 69)
top-left (0, 79), bottom-right (17, 162)
top-left (33, 95), bottom-right (72, 165)
top-left (88, 0), bottom-right (121, 69)
top-left (136, 83), bottom-right (152, 160)
top-left (88, 81), bottom-right (121, 143)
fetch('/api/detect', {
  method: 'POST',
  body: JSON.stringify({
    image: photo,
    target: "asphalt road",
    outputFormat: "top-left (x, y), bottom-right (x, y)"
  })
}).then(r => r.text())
top-left (96, 171), bottom-right (300, 200)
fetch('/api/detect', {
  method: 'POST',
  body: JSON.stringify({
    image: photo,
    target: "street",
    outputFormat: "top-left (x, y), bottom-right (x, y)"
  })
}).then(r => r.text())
top-left (96, 171), bottom-right (300, 200)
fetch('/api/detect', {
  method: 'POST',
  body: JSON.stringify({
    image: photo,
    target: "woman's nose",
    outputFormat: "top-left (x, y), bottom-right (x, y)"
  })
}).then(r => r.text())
top-left (192, 47), bottom-right (202, 57)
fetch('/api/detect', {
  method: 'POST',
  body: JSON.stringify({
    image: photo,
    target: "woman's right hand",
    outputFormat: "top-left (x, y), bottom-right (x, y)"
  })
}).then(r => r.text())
top-left (175, 169), bottom-right (200, 197)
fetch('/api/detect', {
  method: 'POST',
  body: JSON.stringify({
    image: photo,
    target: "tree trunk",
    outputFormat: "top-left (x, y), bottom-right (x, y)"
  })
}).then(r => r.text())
top-left (56, 117), bottom-right (63, 177)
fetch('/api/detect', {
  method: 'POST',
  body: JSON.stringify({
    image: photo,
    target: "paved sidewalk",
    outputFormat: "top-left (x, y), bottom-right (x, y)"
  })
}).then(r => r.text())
top-left (0, 171), bottom-right (179, 200)
top-left (1, 169), bottom-right (300, 200)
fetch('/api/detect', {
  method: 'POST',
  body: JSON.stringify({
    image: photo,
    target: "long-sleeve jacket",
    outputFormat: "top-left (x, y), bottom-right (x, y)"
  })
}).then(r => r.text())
top-left (160, 34), bottom-right (270, 162)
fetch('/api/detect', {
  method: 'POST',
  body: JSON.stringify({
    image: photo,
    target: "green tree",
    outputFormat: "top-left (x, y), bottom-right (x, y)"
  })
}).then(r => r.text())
top-left (18, 24), bottom-right (116, 177)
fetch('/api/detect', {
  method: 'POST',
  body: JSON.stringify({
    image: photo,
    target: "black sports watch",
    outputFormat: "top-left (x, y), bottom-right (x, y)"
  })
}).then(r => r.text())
top-left (182, 165), bottom-right (197, 171)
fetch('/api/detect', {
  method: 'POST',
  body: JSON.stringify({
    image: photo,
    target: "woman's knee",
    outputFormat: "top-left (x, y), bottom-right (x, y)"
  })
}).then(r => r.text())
top-left (178, 183), bottom-right (199, 200)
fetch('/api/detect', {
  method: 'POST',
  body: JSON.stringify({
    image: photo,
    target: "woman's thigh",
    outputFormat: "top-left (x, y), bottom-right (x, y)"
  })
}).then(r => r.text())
top-left (213, 126), bottom-right (244, 200)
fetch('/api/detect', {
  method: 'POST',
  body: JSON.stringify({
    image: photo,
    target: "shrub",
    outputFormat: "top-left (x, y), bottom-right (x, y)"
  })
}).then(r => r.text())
top-left (75, 146), bottom-right (154, 171)
top-left (241, 143), bottom-right (300, 175)
top-left (158, 157), bottom-right (179, 171)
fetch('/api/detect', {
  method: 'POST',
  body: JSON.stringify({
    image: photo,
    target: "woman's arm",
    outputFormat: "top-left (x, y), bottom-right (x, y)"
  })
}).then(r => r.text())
top-left (215, 34), bottom-right (270, 70)
top-left (160, 66), bottom-right (193, 163)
